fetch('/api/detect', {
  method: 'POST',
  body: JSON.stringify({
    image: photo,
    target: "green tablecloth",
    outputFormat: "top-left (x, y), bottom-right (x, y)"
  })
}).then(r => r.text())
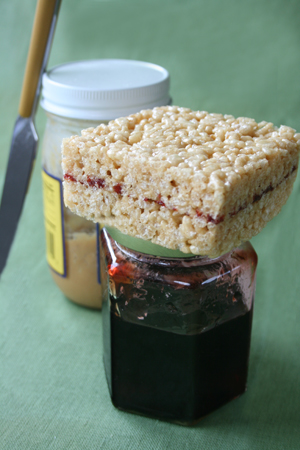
top-left (1, 0), bottom-right (300, 448)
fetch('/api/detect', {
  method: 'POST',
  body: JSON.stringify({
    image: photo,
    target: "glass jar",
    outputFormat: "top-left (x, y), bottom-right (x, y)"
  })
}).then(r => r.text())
top-left (40, 59), bottom-right (170, 308)
top-left (100, 227), bottom-right (258, 425)
top-left (42, 113), bottom-right (105, 308)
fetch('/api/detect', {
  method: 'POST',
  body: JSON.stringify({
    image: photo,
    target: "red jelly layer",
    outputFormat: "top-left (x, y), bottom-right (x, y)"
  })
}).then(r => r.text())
top-left (64, 165), bottom-right (297, 225)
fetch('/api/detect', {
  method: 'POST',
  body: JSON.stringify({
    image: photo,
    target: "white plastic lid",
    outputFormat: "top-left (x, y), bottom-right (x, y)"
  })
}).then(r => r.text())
top-left (41, 59), bottom-right (170, 120)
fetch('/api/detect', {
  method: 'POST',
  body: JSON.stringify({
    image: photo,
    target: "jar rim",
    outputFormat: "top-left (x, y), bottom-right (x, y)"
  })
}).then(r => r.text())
top-left (102, 228), bottom-right (228, 266)
top-left (114, 240), bottom-right (226, 266)
top-left (104, 226), bottom-right (198, 258)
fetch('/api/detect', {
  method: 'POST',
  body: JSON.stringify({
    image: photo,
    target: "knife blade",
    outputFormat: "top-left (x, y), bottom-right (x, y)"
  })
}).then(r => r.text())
top-left (0, 118), bottom-right (38, 273)
top-left (0, 0), bottom-right (61, 277)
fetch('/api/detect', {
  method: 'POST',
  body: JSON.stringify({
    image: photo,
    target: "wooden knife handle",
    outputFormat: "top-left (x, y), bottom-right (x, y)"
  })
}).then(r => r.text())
top-left (18, 0), bottom-right (59, 118)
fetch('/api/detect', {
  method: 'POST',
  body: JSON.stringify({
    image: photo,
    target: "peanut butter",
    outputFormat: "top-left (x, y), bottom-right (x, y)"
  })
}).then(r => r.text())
top-left (41, 113), bottom-right (103, 308)
top-left (51, 231), bottom-right (102, 309)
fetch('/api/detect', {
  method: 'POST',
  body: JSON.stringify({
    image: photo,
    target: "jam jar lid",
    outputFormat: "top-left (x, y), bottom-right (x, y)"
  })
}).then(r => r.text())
top-left (40, 59), bottom-right (170, 120)
top-left (104, 226), bottom-right (195, 258)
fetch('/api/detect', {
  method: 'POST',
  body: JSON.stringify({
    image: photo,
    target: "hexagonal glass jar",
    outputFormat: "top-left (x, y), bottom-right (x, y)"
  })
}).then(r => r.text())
top-left (100, 228), bottom-right (257, 425)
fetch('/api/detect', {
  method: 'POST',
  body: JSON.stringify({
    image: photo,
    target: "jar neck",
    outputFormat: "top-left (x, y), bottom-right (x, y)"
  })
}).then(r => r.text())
top-left (44, 111), bottom-right (107, 129)
top-left (103, 227), bottom-right (228, 266)
top-left (115, 242), bottom-right (227, 266)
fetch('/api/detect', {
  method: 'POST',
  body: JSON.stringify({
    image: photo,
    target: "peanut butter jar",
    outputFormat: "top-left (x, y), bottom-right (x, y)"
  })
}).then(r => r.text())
top-left (40, 59), bottom-right (170, 308)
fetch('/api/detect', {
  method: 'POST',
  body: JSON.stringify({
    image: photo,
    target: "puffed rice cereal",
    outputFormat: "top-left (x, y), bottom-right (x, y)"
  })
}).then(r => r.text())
top-left (62, 106), bottom-right (300, 256)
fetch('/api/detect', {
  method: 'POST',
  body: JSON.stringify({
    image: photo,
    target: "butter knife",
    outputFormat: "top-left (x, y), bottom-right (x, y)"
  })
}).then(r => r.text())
top-left (0, 0), bottom-right (61, 276)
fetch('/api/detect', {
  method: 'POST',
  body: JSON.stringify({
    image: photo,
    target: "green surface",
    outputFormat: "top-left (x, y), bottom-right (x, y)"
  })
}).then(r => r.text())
top-left (1, 0), bottom-right (300, 448)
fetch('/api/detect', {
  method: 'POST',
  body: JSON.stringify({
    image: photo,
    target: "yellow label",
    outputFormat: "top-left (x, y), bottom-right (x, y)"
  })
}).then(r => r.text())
top-left (42, 169), bottom-right (66, 276)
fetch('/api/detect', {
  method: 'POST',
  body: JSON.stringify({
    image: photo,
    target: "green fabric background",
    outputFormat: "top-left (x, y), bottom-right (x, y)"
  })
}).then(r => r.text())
top-left (1, 0), bottom-right (300, 448)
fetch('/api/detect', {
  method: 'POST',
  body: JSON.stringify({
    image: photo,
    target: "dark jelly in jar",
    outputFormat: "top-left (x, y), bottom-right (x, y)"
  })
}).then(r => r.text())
top-left (100, 228), bottom-right (257, 425)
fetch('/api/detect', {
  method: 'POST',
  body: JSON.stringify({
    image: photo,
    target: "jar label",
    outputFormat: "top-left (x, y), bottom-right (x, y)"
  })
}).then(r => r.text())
top-left (42, 169), bottom-right (66, 277)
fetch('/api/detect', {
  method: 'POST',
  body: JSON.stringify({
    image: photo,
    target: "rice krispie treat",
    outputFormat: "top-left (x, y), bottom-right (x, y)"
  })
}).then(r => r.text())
top-left (62, 106), bottom-right (300, 257)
